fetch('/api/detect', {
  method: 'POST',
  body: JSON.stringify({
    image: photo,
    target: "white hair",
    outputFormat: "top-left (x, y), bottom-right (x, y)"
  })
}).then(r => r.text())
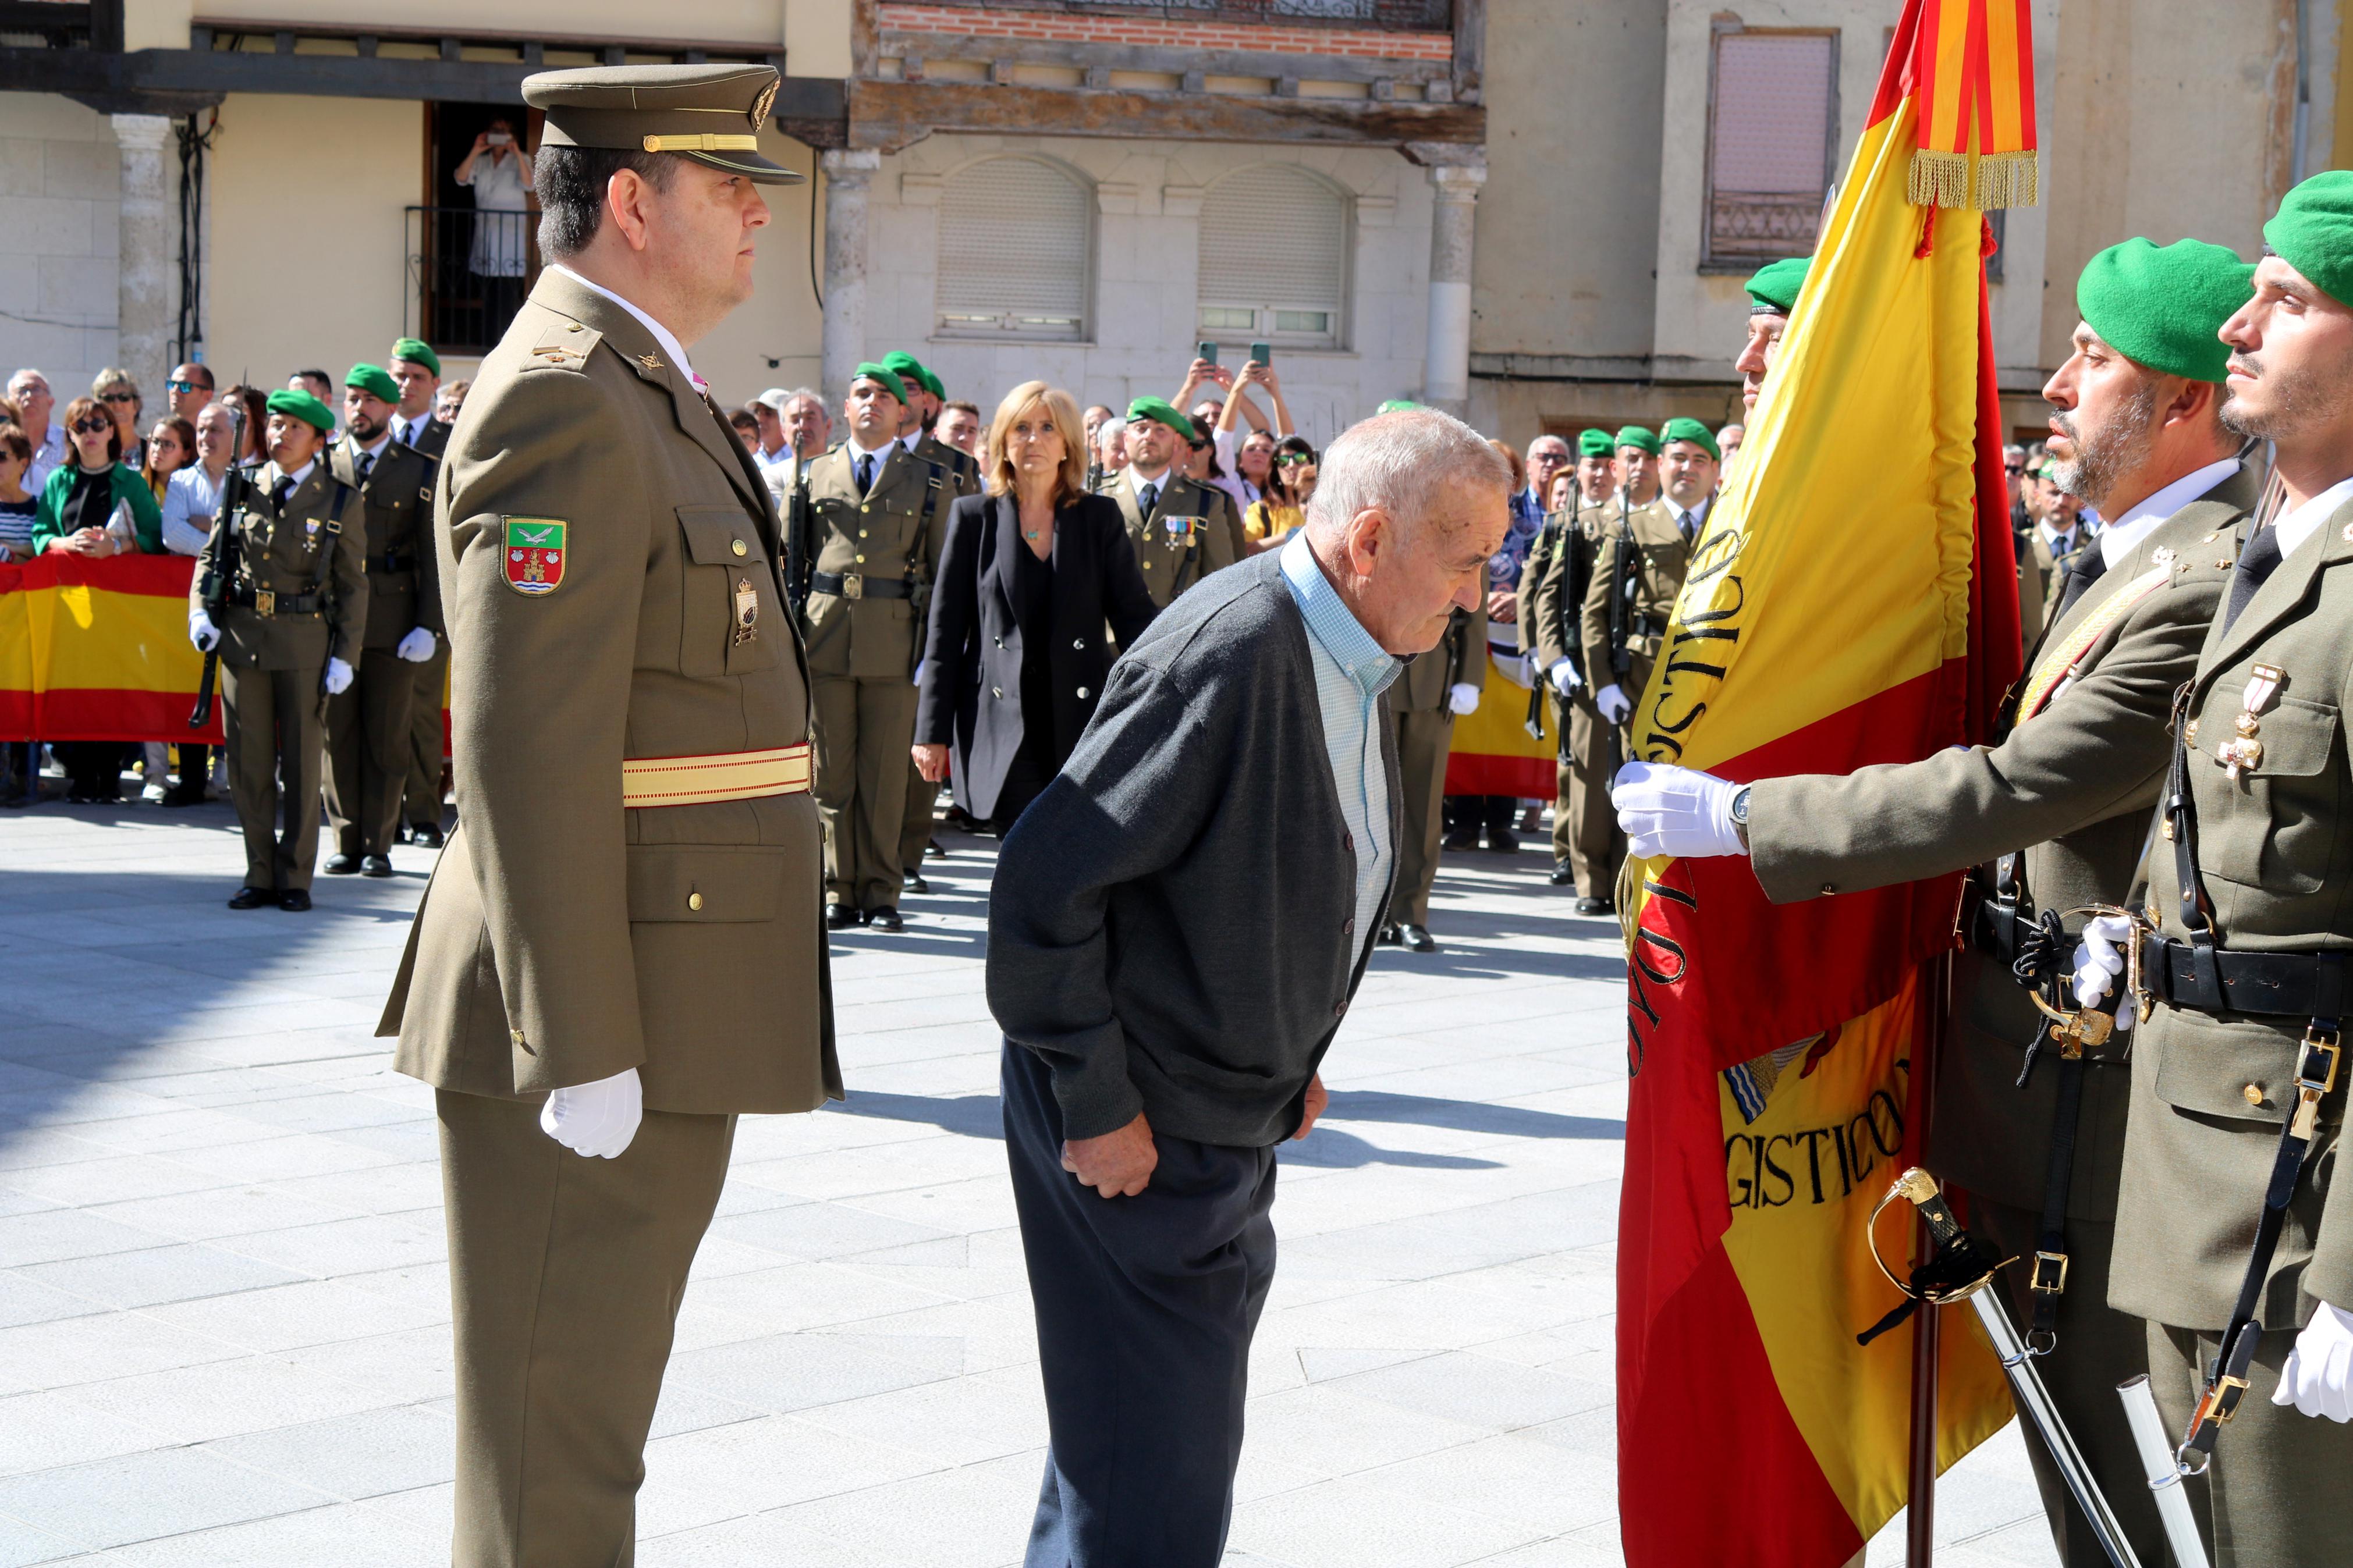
top-left (1527, 432), bottom-right (1573, 458)
top-left (7, 368), bottom-right (48, 396)
top-left (1096, 417), bottom-right (1127, 446)
top-left (1307, 408), bottom-right (1511, 538)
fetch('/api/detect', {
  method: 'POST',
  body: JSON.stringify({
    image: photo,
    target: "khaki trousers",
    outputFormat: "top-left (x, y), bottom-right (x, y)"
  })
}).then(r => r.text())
top-left (324, 646), bottom-right (418, 858)
top-left (812, 673), bottom-right (918, 911)
top-left (1391, 707), bottom-right (1453, 926)
top-left (2143, 1315), bottom-right (2353, 1566)
top-left (1554, 690), bottom-right (1618, 897)
top-left (1972, 1200), bottom-right (2163, 1567)
top-left (220, 662), bottom-right (324, 892)
top-left (403, 643), bottom-right (449, 829)
top-left (438, 1090), bottom-right (735, 1568)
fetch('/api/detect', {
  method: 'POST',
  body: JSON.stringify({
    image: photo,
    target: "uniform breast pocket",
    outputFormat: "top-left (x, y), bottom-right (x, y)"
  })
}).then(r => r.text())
top-left (2202, 695), bottom-right (2342, 895)
top-left (675, 505), bottom-right (780, 678)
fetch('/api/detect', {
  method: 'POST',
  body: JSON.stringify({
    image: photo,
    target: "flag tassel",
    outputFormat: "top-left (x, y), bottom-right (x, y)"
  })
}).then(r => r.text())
top-left (1907, 150), bottom-right (1974, 210)
top-left (1973, 150), bottom-right (2038, 211)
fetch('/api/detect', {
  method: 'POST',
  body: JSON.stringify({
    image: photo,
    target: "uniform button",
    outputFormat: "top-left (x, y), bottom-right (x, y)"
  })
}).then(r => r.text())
top-left (1076, 686), bottom-right (1089, 699)
top-left (855, 553), bottom-right (866, 563)
top-left (730, 538), bottom-right (747, 557)
top-left (858, 529), bottom-right (869, 538)
top-left (688, 892), bottom-right (705, 912)
top-left (992, 686), bottom-right (1004, 698)
top-left (1073, 637), bottom-right (1085, 649)
top-left (1333, 1000), bottom-right (1347, 1018)
top-left (2244, 1083), bottom-right (2266, 1106)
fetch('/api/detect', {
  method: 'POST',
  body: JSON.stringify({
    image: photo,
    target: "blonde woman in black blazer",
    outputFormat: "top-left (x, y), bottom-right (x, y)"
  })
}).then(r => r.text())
top-left (914, 381), bottom-right (1158, 830)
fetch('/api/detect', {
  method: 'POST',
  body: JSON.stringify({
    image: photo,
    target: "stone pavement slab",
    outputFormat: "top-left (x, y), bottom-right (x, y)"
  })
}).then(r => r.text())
top-left (0, 799), bottom-right (2057, 1565)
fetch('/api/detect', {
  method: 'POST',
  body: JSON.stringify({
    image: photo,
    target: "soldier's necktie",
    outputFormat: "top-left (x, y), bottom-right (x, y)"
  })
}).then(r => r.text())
top-left (355, 450), bottom-right (374, 487)
top-left (2053, 549), bottom-right (2107, 620)
top-left (856, 454), bottom-right (875, 496)
top-left (271, 476), bottom-right (294, 511)
top-left (2221, 524), bottom-right (2285, 632)
top-left (1140, 482), bottom-right (1159, 517)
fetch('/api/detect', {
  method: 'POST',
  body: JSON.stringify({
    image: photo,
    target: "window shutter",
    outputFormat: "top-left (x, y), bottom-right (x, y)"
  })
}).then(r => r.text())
top-left (936, 158), bottom-right (1090, 340)
top-left (1705, 32), bottom-right (1837, 266)
top-left (1198, 165), bottom-right (1347, 348)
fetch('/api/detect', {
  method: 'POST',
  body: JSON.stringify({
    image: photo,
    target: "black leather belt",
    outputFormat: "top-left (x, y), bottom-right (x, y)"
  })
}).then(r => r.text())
top-left (2141, 935), bottom-right (2351, 1018)
top-left (810, 571), bottom-right (910, 600)
top-left (230, 586), bottom-right (321, 615)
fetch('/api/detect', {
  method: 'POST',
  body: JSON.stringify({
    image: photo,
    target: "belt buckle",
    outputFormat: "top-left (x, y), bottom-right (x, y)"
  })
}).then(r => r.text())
top-left (2028, 1250), bottom-right (2069, 1295)
top-left (841, 573), bottom-right (864, 600)
top-left (2291, 1029), bottom-right (2341, 1142)
top-left (254, 589), bottom-right (275, 616)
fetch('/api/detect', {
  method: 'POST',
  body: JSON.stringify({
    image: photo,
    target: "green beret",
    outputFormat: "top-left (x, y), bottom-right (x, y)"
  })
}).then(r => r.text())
top-left (389, 338), bottom-right (440, 376)
top-left (1577, 428), bottom-right (1614, 458)
top-left (880, 351), bottom-right (929, 394)
top-left (1614, 425), bottom-right (1662, 456)
top-left (852, 362), bottom-right (909, 404)
top-left (265, 388), bottom-right (335, 434)
top-left (1126, 396), bottom-right (1197, 442)
top-left (1661, 417), bottom-right (1721, 462)
top-left (2076, 238), bottom-right (2252, 383)
top-left (919, 365), bottom-right (945, 400)
top-left (2265, 171), bottom-right (2353, 310)
top-left (1375, 398), bottom-right (1421, 414)
top-left (1745, 257), bottom-right (1811, 316)
top-left (345, 362), bottom-right (400, 404)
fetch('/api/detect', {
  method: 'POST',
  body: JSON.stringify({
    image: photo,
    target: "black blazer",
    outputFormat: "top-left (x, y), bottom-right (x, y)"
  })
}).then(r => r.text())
top-left (916, 490), bottom-right (1158, 821)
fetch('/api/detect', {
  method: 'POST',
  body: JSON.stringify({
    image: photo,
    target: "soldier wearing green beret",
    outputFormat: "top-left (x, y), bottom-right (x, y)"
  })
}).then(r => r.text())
top-left (372, 63), bottom-right (836, 1566)
top-left (788, 361), bottom-right (951, 931)
top-left (1615, 234), bottom-right (2263, 1566)
top-left (186, 389), bottom-right (366, 910)
top-left (1524, 426), bottom-right (1623, 909)
top-left (1580, 424), bottom-right (1687, 755)
top-left (2070, 176), bottom-right (2353, 1563)
top-left (387, 337), bottom-right (449, 458)
top-left (386, 337), bottom-right (455, 846)
top-left (321, 364), bottom-right (443, 877)
top-left (1112, 396), bottom-right (1237, 612)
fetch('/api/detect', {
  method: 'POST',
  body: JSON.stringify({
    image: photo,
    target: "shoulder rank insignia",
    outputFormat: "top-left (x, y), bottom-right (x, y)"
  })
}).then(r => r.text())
top-left (503, 517), bottom-right (567, 596)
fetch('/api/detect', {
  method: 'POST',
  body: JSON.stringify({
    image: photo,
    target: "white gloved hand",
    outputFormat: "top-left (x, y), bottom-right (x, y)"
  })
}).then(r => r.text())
top-left (323, 656), bottom-right (354, 695)
top-left (189, 611), bottom-right (219, 653)
top-left (2273, 1300), bottom-right (2353, 1421)
top-left (1550, 660), bottom-right (1583, 697)
top-left (539, 1066), bottom-right (644, 1160)
top-left (395, 626), bottom-right (436, 663)
top-left (2070, 913), bottom-right (2138, 1029)
top-left (1447, 682), bottom-right (1481, 717)
top-left (1596, 684), bottom-right (1632, 725)
top-left (1613, 761), bottom-right (1747, 859)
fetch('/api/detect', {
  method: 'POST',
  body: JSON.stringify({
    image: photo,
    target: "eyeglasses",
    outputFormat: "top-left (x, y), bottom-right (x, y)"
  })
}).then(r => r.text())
top-left (1275, 453), bottom-right (1314, 467)
top-left (166, 379), bottom-right (207, 394)
top-left (99, 391), bottom-right (137, 404)
top-left (2004, 463), bottom-right (2024, 475)
top-left (1187, 439), bottom-right (1209, 451)
top-left (70, 417), bottom-right (112, 435)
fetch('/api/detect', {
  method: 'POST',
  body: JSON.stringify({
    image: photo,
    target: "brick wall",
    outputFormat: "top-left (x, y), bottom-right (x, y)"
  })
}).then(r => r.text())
top-left (876, 3), bottom-right (1454, 62)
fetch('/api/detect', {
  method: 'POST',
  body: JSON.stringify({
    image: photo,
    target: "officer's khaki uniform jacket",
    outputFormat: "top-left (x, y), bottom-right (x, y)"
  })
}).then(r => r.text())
top-left (2115, 494), bottom-right (2353, 1332)
top-left (1527, 501), bottom-right (1605, 680)
top-left (1748, 465), bottom-right (2256, 1218)
top-left (331, 437), bottom-right (441, 650)
top-left (1579, 496), bottom-right (1686, 706)
top-left (189, 460), bottom-right (368, 670)
top-left (914, 430), bottom-right (980, 501)
top-left (381, 268), bottom-right (836, 1114)
top-left (799, 440), bottom-right (950, 679)
top-left (1113, 467), bottom-right (1237, 609)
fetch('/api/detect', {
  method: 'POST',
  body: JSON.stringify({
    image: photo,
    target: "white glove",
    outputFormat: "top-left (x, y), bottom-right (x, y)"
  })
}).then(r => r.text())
top-left (323, 657), bottom-right (354, 695)
top-left (2273, 1301), bottom-right (2353, 1421)
top-left (1550, 660), bottom-right (1583, 696)
top-left (189, 611), bottom-right (220, 653)
top-left (1596, 684), bottom-right (1632, 725)
top-left (1447, 682), bottom-right (1481, 717)
top-left (395, 627), bottom-right (436, 663)
top-left (1613, 760), bottom-right (1747, 860)
top-left (2070, 913), bottom-right (2138, 1029)
top-left (539, 1066), bottom-right (644, 1159)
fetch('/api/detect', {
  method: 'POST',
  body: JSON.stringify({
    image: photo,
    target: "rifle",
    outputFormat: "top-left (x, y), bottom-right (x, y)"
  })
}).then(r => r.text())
top-left (1553, 502), bottom-right (1592, 763)
top-left (782, 459), bottom-right (814, 623)
top-left (1605, 485), bottom-right (1637, 774)
top-left (187, 403), bottom-right (253, 730)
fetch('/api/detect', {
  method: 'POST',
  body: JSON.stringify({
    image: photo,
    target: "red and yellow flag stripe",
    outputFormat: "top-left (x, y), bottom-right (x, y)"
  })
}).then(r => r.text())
top-left (0, 554), bottom-right (223, 744)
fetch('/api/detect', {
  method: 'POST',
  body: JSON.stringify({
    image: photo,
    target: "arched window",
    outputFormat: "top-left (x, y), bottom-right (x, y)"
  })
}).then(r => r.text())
top-left (935, 157), bottom-right (1091, 341)
top-left (1197, 165), bottom-right (1348, 351)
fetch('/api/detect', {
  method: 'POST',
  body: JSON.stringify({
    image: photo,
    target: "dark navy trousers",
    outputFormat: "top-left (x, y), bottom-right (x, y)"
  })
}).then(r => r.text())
top-left (1000, 1040), bottom-right (1279, 1568)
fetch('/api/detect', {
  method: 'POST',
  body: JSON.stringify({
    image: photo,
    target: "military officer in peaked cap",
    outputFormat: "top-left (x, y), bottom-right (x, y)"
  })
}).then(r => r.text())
top-left (372, 63), bottom-right (836, 1568)
top-left (1617, 237), bottom-right (2262, 1566)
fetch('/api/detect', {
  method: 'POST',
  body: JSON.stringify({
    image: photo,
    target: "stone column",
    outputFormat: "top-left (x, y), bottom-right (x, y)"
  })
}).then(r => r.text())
top-left (1422, 158), bottom-right (1487, 415)
top-left (111, 113), bottom-right (175, 397)
top-left (819, 147), bottom-right (881, 405)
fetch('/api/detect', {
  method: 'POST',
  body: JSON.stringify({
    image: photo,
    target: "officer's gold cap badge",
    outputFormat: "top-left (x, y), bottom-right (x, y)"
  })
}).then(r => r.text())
top-left (750, 77), bottom-right (778, 130)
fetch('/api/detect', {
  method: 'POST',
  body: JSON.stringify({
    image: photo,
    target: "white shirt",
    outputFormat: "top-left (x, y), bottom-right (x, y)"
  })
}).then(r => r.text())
top-left (26, 421), bottom-right (65, 495)
top-left (2039, 521), bottom-right (2086, 559)
top-left (844, 435), bottom-right (896, 482)
top-left (160, 463), bottom-right (232, 556)
top-left (754, 439), bottom-right (793, 471)
top-left (392, 411), bottom-right (437, 448)
top-left (2273, 472), bottom-right (2353, 562)
top-left (270, 458), bottom-right (317, 493)
top-left (1666, 494), bottom-right (1711, 541)
top-left (2097, 457), bottom-right (2240, 569)
top-left (550, 262), bottom-right (701, 390)
top-left (347, 431), bottom-right (392, 473)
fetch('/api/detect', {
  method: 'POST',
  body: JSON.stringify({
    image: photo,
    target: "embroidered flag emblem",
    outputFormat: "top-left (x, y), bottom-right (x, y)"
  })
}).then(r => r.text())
top-left (503, 517), bottom-right (567, 595)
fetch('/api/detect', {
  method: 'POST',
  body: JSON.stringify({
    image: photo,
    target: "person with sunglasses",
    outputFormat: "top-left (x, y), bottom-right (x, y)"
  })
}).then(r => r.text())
top-left (166, 362), bottom-right (213, 422)
top-left (89, 369), bottom-right (146, 472)
top-left (1244, 436), bottom-right (1318, 550)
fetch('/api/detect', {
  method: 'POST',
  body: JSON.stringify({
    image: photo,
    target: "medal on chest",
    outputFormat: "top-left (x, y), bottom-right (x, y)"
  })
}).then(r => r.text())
top-left (2217, 662), bottom-right (2285, 781)
top-left (733, 577), bottom-right (759, 646)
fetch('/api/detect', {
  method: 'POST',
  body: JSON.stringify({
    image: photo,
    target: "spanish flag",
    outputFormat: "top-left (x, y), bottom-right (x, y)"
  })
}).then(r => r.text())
top-left (0, 554), bottom-right (223, 742)
top-left (1616, 3), bottom-right (2030, 1560)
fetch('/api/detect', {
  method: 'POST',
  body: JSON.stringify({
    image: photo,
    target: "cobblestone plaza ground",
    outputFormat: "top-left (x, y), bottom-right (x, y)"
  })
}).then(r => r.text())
top-left (0, 802), bottom-right (2057, 1565)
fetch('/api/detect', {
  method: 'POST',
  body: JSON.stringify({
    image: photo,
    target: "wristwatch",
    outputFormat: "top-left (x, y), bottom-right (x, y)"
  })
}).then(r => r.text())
top-left (1729, 784), bottom-right (1752, 850)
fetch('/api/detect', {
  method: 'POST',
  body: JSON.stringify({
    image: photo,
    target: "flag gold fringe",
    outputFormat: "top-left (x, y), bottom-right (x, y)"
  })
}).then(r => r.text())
top-left (1973, 150), bottom-right (2039, 211)
top-left (1907, 150), bottom-right (1973, 209)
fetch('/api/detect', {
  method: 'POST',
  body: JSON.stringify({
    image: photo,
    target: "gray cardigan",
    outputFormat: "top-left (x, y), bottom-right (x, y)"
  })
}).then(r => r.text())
top-left (986, 549), bottom-right (1401, 1147)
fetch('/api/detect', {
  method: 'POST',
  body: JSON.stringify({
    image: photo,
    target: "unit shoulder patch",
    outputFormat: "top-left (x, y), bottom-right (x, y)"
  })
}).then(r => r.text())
top-left (502, 517), bottom-right (568, 595)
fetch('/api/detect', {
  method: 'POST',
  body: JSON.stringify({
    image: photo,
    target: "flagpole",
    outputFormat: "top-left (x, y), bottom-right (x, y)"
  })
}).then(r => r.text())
top-left (1905, 948), bottom-right (1953, 1566)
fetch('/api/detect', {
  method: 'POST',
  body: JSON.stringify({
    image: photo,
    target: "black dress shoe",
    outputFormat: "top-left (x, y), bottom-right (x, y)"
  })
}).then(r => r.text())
top-left (1377, 924), bottom-right (1401, 945)
top-left (228, 886), bottom-right (275, 910)
top-left (324, 854), bottom-right (361, 875)
top-left (825, 904), bottom-right (860, 931)
top-left (903, 870), bottom-right (930, 894)
top-left (1487, 829), bottom-right (1521, 854)
top-left (867, 907), bottom-right (904, 933)
top-left (361, 855), bottom-right (395, 878)
top-left (1400, 923), bottom-right (1437, 953)
top-left (161, 785), bottom-right (204, 808)
top-left (1548, 862), bottom-right (1576, 886)
top-left (410, 822), bottom-right (445, 848)
top-left (278, 888), bottom-right (312, 911)
top-left (1574, 896), bottom-right (1611, 916)
top-left (1441, 831), bottom-right (1481, 852)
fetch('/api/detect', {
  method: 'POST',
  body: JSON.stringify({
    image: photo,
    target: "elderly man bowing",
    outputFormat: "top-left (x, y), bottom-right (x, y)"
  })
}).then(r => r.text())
top-left (988, 408), bottom-right (1510, 1567)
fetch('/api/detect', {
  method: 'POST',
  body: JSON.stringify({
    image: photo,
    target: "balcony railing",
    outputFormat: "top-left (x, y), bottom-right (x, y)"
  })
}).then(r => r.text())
top-left (904, 0), bottom-right (1451, 27)
top-left (405, 205), bottom-right (539, 358)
